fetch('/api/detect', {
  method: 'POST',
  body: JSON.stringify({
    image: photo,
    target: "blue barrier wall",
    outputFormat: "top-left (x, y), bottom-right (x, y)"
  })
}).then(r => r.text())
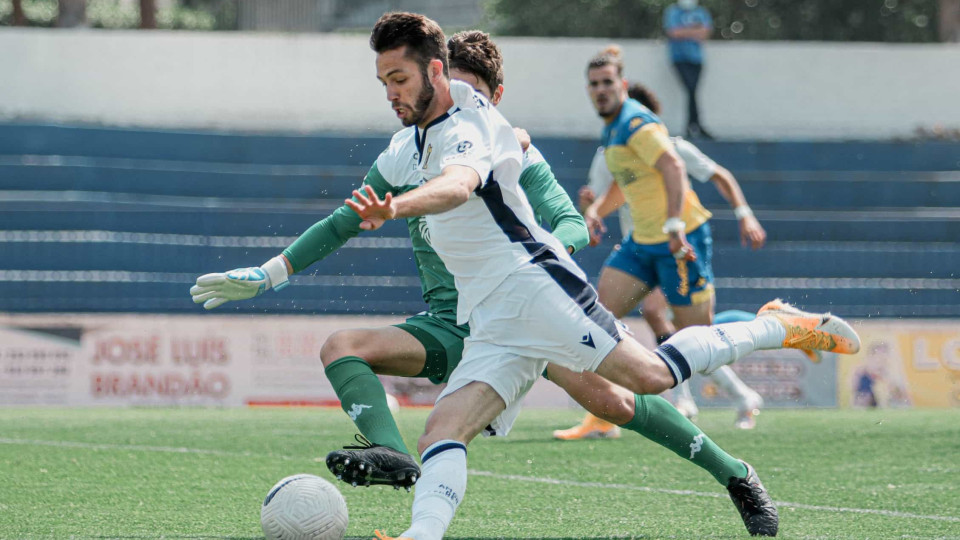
top-left (1, 123), bottom-right (958, 317)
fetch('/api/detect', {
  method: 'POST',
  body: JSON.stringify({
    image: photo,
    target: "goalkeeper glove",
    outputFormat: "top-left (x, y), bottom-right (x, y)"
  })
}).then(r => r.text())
top-left (190, 255), bottom-right (290, 310)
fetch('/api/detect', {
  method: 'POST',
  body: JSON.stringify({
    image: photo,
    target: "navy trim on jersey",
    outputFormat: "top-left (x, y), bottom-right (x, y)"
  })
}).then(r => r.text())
top-left (476, 176), bottom-right (621, 342)
top-left (421, 441), bottom-right (466, 463)
top-left (475, 174), bottom-right (550, 257)
top-left (414, 108), bottom-right (462, 164)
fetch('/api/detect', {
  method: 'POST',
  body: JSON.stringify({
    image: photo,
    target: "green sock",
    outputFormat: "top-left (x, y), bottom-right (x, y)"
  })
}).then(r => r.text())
top-left (324, 356), bottom-right (410, 454)
top-left (621, 394), bottom-right (748, 485)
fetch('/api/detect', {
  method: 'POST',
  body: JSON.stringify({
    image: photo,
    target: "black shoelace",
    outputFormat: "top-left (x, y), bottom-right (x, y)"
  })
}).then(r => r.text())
top-left (343, 433), bottom-right (377, 450)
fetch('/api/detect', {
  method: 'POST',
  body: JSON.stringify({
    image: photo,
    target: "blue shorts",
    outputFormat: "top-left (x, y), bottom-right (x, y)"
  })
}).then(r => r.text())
top-left (603, 223), bottom-right (714, 306)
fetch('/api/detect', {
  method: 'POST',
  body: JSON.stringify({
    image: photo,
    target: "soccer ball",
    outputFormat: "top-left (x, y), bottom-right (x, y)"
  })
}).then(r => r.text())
top-left (260, 474), bottom-right (349, 540)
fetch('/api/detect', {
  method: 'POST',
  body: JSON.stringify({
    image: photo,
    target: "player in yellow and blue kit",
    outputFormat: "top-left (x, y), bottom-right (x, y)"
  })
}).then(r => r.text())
top-left (583, 46), bottom-right (716, 331)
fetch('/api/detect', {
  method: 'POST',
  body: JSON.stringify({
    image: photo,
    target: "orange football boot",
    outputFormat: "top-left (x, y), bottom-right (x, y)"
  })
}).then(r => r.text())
top-left (757, 299), bottom-right (861, 355)
top-left (552, 413), bottom-right (621, 440)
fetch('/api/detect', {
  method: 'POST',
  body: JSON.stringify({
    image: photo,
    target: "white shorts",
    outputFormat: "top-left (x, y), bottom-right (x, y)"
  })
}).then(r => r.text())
top-left (437, 262), bottom-right (623, 436)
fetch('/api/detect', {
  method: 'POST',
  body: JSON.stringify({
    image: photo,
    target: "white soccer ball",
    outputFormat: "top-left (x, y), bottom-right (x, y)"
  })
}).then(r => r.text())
top-left (260, 474), bottom-right (348, 540)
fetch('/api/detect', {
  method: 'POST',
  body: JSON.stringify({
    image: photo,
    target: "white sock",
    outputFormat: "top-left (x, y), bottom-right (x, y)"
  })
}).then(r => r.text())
top-left (710, 365), bottom-right (756, 402)
top-left (402, 440), bottom-right (467, 540)
top-left (656, 318), bottom-right (785, 382)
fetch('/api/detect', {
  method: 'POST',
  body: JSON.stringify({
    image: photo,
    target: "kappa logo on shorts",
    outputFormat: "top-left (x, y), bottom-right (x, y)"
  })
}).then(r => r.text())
top-left (580, 333), bottom-right (596, 349)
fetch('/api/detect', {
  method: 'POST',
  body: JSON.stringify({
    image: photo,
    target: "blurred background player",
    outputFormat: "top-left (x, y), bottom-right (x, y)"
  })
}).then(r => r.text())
top-left (574, 46), bottom-right (757, 436)
top-left (664, 0), bottom-right (713, 138)
top-left (557, 80), bottom-right (767, 438)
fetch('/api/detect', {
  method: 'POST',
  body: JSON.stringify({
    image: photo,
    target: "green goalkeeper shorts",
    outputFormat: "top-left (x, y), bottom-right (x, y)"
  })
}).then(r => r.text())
top-left (394, 312), bottom-right (470, 384)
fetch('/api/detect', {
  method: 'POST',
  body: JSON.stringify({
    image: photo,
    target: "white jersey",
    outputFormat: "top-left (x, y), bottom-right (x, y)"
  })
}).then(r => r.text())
top-left (586, 137), bottom-right (718, 238)
top-left (521, 143), bottom-right (546, 170)
top-left (375, 80), bottom-right (585, 324)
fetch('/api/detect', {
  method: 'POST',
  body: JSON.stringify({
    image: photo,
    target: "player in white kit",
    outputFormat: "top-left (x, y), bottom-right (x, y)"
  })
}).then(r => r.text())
top-left (351, 13), bottom-right (860, 540)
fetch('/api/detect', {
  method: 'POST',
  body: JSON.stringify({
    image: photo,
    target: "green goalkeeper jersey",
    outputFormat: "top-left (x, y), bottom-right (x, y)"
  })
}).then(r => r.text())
top-left (282, 144), bottom-right (588, 321)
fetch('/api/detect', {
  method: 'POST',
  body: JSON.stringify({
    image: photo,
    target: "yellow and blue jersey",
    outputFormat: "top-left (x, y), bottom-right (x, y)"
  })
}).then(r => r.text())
top-left (602, 98), bottom-right (711, 244)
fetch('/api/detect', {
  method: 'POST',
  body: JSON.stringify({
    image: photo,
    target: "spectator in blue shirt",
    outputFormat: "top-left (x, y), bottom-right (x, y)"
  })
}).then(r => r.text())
top-left (663, 0), bottom-right (713, 139)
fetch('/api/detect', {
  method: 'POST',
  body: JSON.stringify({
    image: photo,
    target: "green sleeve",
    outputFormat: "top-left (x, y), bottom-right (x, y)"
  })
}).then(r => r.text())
top-left (519, 161), bottom-right (590, 254)
top-left (282, 164), bottom-right (394, 273)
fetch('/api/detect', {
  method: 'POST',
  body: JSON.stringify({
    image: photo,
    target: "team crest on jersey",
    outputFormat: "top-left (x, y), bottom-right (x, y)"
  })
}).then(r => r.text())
top-left (629, 117), bottom-right (645, 130)
top-left (422, 144), bottom-right (434, 169)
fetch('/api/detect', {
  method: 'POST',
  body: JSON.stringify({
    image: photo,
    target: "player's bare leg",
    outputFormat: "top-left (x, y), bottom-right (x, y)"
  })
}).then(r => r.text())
top-left (641, 290), bottom-right (698, 419)
top-left (642, 287), bottom-right (676, 339)
top-left (376, 382), bottom-right (505, 540)
top-left (596, 301), bottom-right (860, 396)
top-left (321, 326), bottom-right (428, 376)
top-left (657, 292), bottom-right (766, 428)
top-left (596, 266), bottom-right (651, 319)
top-left (322, 326), bottom-right (427, 489)
top-left (582, 297), bottom-right (858, 538)
top-left (669, 295), bottom-right (714, 330)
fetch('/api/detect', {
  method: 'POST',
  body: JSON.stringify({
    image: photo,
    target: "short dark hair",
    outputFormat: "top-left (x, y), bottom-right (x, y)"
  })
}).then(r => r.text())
top-left (628, 83), bottom-right (661, 115)
top-left (587, 44), bottom-right (624, 76)
top-left (447, 30), bottom-right (504, 93)
top-left (370, 12), bottom-right (448, 76)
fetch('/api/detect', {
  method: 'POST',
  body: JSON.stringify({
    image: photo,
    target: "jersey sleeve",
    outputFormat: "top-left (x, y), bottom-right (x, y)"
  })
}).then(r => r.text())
top-left (673, 137), bottom-right (717, 182)
top-left (519, 160), bottom-right (589, 254)
top-left (281, 163), bottom-right (394, 273)
top-left (437, 115), bottom-right (493, 186)
top-left (626, 122), bottom-right (673, 168)
top-left (586, 147), bottom-right (614, 195)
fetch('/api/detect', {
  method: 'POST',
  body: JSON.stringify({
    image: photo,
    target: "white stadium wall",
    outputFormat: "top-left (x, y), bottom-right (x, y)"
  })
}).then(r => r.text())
top-left (1, 28), bottom-right (959, 140)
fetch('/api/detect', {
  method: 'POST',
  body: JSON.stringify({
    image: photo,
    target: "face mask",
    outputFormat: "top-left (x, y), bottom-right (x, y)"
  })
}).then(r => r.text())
top-left (678, 0), bottom-right (698, 9)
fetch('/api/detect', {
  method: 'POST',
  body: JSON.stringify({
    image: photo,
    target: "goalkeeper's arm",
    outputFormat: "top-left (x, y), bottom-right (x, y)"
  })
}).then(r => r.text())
top-left (190, 165), bottom-right (392, 310)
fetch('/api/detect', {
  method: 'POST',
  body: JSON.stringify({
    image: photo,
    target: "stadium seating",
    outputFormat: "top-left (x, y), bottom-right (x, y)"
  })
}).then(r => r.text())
top-left (1, 123), bottom-right (957, 317)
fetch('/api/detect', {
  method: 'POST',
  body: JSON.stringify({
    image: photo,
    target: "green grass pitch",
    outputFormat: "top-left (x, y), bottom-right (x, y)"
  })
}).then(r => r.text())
top-left (1, 407), bottom-right (958, 539)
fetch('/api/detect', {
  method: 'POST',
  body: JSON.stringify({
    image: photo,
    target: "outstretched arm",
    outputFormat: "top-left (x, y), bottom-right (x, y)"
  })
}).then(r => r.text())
top-left (709, 166), bottom-right (766, 249)
top-left (346, 165), bottom-right (480, 230)
top-left (583, 181), bottom-right (626, 246)
top-left (190, 165), bottom-right (392, 309)
top-left (654, 149), bottom-right (697, 261)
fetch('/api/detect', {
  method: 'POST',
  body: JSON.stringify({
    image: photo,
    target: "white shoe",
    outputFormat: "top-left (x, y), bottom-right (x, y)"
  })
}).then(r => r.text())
top-left (735, 391), bottom-right (764, 430)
